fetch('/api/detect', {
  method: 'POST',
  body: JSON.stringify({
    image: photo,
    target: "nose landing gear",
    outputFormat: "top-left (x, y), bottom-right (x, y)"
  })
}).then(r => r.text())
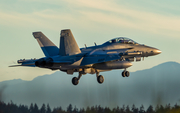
top-left (122, 70), bottom-right (130, 77)
top-left (72, 77), bottom-right (79, 85)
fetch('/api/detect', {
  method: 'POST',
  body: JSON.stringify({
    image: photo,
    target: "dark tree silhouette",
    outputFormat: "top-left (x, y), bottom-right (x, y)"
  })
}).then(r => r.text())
top-left (146, 105), bottom-right (154, 113)
top-left (67, 104), bottom-right (73, 113)
top-left (120, 105), bottom-right (126, 113)
top-left (47, 104), bottom-right (52, 113)
top-left (85, 106), bottom-right (91, 113)
top-left (139, 105), bottom-right (145, 113)
top-left (1, 100), bottom-right (180, 113)
top-left (97, 105), bottom-right (103, 113)
top-left (30, 103), bottom-right (34, 113)
top-left (79, 108), bottom-right (85, 113)
top-left (132, 104), bottom-right (138, 113)
top-left (40, 104), bottom-right (46, 113)
top-left (157, 105), bottom-right (165, 113)
top-left (33, 103), bottom-right (40, 113)
top-left (155, 104), bottom-right (160, 112)
top-left (52, 106), bottom-right (65, 113)
top-left (104, 107), bottom-right (111, 113)
top-left (125, 105), bottom-right (131, 113)
top-left (72, 106), bottom-right (78, 113)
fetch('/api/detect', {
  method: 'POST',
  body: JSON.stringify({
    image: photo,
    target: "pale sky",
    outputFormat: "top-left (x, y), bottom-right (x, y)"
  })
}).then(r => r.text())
top-left (0, 0), bottom-right (180, 82)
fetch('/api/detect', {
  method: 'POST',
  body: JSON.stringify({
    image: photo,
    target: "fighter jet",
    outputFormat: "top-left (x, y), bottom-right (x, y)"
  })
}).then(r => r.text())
top-left (10, 29), bottom-right (161, 85)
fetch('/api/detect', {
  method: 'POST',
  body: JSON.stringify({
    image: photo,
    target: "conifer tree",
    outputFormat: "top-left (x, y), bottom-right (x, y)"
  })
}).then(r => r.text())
top-left (139, 105), bottom-right (145, 113)
top-left (132, 104), bottom-right (138, 113)
top-left (40, 104), bottom-right (46, 113)
top-left (47, 104), bottom-right (51, 113)
top-left (146, 105), bottom-right (154, 113)
top-left (67, 104), bottom-right (73, 113)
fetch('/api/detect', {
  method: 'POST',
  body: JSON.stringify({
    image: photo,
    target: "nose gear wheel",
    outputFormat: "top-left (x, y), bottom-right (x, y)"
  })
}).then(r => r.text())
top-left (72, 77), bottom-right (79, 85)
top-left (122, 71), bottom-right (130, 77)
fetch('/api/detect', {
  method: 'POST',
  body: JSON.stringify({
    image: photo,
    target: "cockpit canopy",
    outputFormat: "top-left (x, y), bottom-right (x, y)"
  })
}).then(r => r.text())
top-left (103, 37), bottom-right (138, 45)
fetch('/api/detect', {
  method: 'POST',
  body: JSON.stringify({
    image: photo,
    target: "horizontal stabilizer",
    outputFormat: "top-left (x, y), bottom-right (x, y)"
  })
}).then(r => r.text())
top-left (9, 59), bottom-right (37, 67)
top-left (9, 63), bottom-right (35, 67)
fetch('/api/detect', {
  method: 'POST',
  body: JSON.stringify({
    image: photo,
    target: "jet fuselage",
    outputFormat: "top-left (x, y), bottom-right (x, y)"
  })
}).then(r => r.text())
top-left (11, 30), bottom-right (161, 85)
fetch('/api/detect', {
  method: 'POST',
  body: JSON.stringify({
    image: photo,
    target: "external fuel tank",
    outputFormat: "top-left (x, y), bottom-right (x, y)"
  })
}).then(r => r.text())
top-left (93, 61), bottom-right (132, 69)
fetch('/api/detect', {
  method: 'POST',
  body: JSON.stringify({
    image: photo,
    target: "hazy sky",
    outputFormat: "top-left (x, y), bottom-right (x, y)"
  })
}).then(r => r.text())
top-left (0, 0), bottom-right (180, 82)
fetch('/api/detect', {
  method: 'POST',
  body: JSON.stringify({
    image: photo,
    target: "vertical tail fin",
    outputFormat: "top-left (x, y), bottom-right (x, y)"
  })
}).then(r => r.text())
top-left (59, 29), bottom-right (81, 56)
top-left (33, 32), bottom-right (59, 57)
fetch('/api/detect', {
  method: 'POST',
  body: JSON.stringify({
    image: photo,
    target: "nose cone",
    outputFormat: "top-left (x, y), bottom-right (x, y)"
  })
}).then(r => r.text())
top-left (153, 49), bottom-right (162, 55)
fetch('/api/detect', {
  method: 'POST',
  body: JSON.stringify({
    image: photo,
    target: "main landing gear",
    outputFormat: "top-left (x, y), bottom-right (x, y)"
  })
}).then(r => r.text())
top-left (72, 72), bottom-right (82, 85)
top-left (96, 72), bottom-right (104, 84)
top-left (72, 72), bottom-right (104, 85)
top-left (72, 70), bottom-right (129, 85)
top-left (122, 69), bottom-right (130, 77)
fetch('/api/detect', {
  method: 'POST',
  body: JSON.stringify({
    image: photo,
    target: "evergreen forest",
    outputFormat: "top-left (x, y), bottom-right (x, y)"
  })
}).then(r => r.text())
top-left (1, 101), bottom-right (180, 113)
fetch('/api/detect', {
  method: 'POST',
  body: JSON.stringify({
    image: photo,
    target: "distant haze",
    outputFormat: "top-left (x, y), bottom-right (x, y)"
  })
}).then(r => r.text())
top-left (1, 61), bottom-right (180, 109)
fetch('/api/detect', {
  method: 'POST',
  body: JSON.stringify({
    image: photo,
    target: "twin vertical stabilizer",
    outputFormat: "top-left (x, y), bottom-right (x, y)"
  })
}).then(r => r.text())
top-left (59, 29), bottom-right (81, 56)
top-left (33, 29), bottom-right (81, 57)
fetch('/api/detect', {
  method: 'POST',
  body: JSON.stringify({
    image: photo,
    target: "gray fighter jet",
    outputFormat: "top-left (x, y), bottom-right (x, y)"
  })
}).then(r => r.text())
top-left (10, 29), bottom-right (161, 85)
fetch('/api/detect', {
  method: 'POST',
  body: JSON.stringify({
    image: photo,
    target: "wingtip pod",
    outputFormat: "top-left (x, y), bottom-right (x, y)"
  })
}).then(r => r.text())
top-left (32, 32), bottom-right (42, 39)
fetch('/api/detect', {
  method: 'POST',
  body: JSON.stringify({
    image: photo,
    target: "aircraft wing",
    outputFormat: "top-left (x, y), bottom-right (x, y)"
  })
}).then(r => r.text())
top-left (80, 47), bottom-right (141, 66)
top-left (80, 54), bottom-right (121, 66)
top-left (80, 49), bottom-right (122, 66)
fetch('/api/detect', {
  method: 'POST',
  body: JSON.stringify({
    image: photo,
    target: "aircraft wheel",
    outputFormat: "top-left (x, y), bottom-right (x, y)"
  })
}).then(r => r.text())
top-left (125, 71), bottom-right (130, 77)
top-left (122, 71), bottom-right (126, 77)
top-left (72, 77), bottom-right (79, 85)
top-left (97, 75), bottom-right (104, 84)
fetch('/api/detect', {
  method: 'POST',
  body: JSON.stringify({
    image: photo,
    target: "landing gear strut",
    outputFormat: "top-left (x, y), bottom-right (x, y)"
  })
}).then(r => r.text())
top-left (96, 72), bottom-right (104, 84)
top-left (72, 72), bottom-right (82, 85)
top-left (122, 70), bottom-right (130, 77)
top-left (72, 71), bottom-right (105, 85)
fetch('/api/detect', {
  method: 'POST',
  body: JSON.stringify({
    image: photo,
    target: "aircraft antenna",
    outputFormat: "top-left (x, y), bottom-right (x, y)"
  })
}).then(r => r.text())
top-left (85, 44), bottom-right (87, 48)
top-left (94, 42), bottom-right (97, 46)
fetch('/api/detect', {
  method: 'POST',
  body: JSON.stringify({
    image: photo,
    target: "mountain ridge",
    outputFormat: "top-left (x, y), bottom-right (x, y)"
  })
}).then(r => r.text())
top-left (0, 61), bottom-right (180, 109)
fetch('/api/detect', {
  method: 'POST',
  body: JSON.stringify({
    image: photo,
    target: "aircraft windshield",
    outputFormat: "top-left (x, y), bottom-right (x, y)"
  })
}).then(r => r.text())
top-left (103, 37), bottom-right (138, 45)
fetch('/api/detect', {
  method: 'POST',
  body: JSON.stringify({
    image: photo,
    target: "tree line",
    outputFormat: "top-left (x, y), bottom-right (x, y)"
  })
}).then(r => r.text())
top-left (0, 101), bottom-right (180, 113)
